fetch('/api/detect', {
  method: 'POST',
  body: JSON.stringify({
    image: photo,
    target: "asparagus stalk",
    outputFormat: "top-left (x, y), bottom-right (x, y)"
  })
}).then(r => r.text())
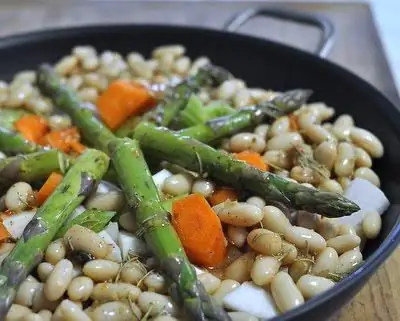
top-left (119, 65), bottom-right (233, 130)
top-left (0, 149), bottom-right (109, 319)
top-left (109, 138), bottom-right (228, 321)
top-left (133, 123), bottom-right (360, 217)
top-left (0, 127), bottom-right (38, 155)
top-left (0, 150), bottom-right (69, 195)
top-left (178, 89), bottom-right (312, 143)
top-left (37, 65), bottom-right (230, 321)
top-left (0, 109), bottom-right (30, 131)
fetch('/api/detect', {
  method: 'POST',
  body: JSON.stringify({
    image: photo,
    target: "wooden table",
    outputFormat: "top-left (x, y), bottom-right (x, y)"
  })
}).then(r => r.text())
top-left (1, 1), bottom-right (399, 320)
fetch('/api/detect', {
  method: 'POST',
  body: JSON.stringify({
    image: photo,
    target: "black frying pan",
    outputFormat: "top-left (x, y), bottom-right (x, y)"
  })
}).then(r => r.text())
top-left (0, 7), bottom-right (399, 321)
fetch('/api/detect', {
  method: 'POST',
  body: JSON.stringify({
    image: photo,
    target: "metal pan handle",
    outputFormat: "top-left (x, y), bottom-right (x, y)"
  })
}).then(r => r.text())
top-left (223, 7), bottom-right (335, 58)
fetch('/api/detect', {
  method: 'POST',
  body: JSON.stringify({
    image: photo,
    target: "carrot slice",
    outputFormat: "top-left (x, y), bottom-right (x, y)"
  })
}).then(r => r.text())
top-left (233, 151), bottom-right (268, 171)
top-left (36, 172), bottom-right (63, 205)
top-left (69, 141), bottom-right (87, 155)
top-left (0, 223), bottom-right (10, 242)
top-left (172, 194), bottom-right (226, 267)
top-left (97, 80), bottom-right (155, 130)
top-left (41, 127), bottom-right (82, 153)
top-left (209, 188), bottom-right (239, 206)
top-left (288, 114), bottom-right (299, 132)
top-left (14, 115), bottom-right (49, 144)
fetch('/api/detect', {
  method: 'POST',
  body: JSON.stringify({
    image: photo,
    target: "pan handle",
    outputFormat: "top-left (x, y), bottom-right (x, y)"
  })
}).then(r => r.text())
top-left (223, 7), bottom-right (335, 58)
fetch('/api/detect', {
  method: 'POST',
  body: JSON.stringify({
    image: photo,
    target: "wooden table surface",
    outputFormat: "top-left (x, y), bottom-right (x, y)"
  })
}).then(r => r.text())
top-left (0, 1), bottom-right (399, 321)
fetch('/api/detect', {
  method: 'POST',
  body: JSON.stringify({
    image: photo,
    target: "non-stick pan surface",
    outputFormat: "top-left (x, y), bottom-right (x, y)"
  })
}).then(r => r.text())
top-left (0, 7), bottom-right (398, 321)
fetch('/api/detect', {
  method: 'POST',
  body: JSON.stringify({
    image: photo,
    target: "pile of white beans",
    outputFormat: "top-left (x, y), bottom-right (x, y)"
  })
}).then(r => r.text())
top-left (1, 44), bottom-right (385, 321)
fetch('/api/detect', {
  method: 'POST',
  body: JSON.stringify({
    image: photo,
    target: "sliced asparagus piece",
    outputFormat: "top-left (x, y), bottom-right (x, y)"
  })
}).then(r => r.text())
top-left (133, 123), bottom-right (360, 217)
top-left (37, 65), bottom-right (230, 321)
top-left (0, 149), bottom-right (109, 319)
top-left (0, 127), bottom-right (38, 155)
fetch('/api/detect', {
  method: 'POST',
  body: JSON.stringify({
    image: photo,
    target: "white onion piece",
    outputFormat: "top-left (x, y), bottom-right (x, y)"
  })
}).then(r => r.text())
top-left (3, 210), bottom-right (36, 239)
top-left (118, 231), bottom-right (148, 259)
top-left (98, 230), bottom-right (122, 263)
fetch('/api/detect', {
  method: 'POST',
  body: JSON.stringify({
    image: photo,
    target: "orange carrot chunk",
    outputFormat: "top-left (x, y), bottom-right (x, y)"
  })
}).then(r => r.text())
top-left (0, 223), bottom-right (10, 243)
top-left (41, 127), bottom-right (84, 154)
top-left (172, 194), bottom-right (226, 267)
top-left (36, 172), bottom-right (63, 205)
top-left (233, 151), bottom-right (268, 171)
top-left (209, 188), bottom-right (239, 206)
top-left (97, 80), bottom-right (155, 130)
top-left (14, 115), bottom-right (49, 144)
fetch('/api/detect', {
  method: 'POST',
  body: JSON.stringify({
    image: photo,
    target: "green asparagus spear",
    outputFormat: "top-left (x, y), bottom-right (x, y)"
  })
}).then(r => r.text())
top-left (109, 138), bottom-right (229, 321)
top-left (0, 149), bottom-right (69, 195)
top-left (178, 89), bottom-right (312, 143)
top-left (0, 109), bottom-right (30, 131)
top-left (0, 127), bottom-right (38, 155)
top-left (0, 149), bottom-right (109, 319)
top-left (55, 209), bottom-right (117, 238)
top-left (37, 65), bottom-right (230, 321)
top-left (123, 65), bottom-right (232, 129)
top-left (133, 123), bottom-right (360, 217)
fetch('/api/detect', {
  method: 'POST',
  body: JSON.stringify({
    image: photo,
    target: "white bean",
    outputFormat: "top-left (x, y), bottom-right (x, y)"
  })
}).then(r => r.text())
top-left (23, 313), bottom-right (45, 321)
top-left (267, 133), bottom-right (303, 151)
top-left (332, 125), bottom-right (351, 141)
top-left (153, 45), bottom-right (185, 59)
top-left (224, 252), bottom-right (255, 283)
top-left (354, 147), bottom-right (372, 168)
top-left (31, 283), bottom-right (60, 312)
top-left (271, 272), bottom-right (304, 313)
top-left (288, 260), bottom-right (313, 282)
top-left (298, 111), bottom-right (319, 129)
top-left (233, 89), bottom-right (251, 107)
top-left (198, 273), bottom-right (221, 294)
top-left (85, 191), bottom-right (125, 211)
top-left (44, 259), bottom-right (73, 301)
top-left (212, 279), bottom-right (240, 305)
top-left (73, 45), bottom-right (96, 59)
top-left (262, 150), bottom-right (292, 170)
top-left (64, 225), bottom-right (108, 259)
top-left (247, 229), bottom-right (282, 255)
top-left (55, 56), bottom-right (78, 75)
top-left (0, 243), bottom-right (15, 255)
top-left (60, 299), bottom-right (91, 321)
top-left (15, 278), bottom-right (41, 307)
top-left (326, 234), bottom-right (361, 254)
top-left (338, 224), bottom-right (357, 236)
top-left (261, 206), bottom-right (290, 234)
top-left (191, 179), bottom-right (214, 198)
top-left (303, 124), bottom-right (334, 144)
top-left (362, 211), bottom-right (382, 239)
top-left (152, 317), bottom-right (179, 321)
top-left (318, 180), bottom-right (344, 194)
top-left (91, 301), bottom-right (135, 321)
top-left (143, 272), bottom-right (167, 293)
top-left (337, 249), bottom-right (363, 274)
top-left (284, 226), bottom-right (326, 253)
top-left (290, 166), bottom-right (319, 184)
top-left (230, 133), bottom-right (266, 153)
top-left (296, 274), bottom-right (335, 299)
top-left (48, 114), bottom-right (72, 131)
top-left (83, 260), bottom-right (120, 282)
top-left (246, 196), bottom-right (266, 209)
top-left (130, 60), bottom-right (154, 79)
top-left (14, 71), bottom-right (36, 84)
top-left (189, 56), bottom-right (210, 74)
top-left (84, 73), bottom-right (108, 91)
top-left (311, 247), bottom-right (338, 277)
top-left (227, 226), bottom-right (248, 248)
top-left (66, 74), bottom-right (83, 91)
top-left (138, 292), bottom-right (177, 316)
top-left (67, 276), bottom-right (94, 301)
top-left (296, 211), bottom-right (320, 230)
top-left (77, 87), bottom-right (98, 103)
top-left (251, 255), bottom-right (280, 286)
top-left (118, 212), bottom-right (136, 233)
top-left (254, 124), bottom-right (270, 139)
top-left (82, 56), bottom-right (100, 71)
top-left (350, 128), bottom-right (384, 158)
top-left (172, 56), bottom-right (191, 75)
top-left (37, 263), bottom-right (54, 282)
top-left (308, 103), bottom-right (335, 121)
top-left (44, 239), bottom-right (66, 265)
top-left (91, 282), bottom-right (141, 302)
top-left (334, 114), bottom-right (354, 128)
top-left (217, 80), bottom-right (243, 100)
top-left (25, 97), bottom-right (53, 115)
top-left (6, 304), bottom-right (31, 321)
top-left (337, 177), bottom-right (352, 191)
top-left (314, 140), bottom-right (337, 171)
top-left (157, 52), bottom-right (175, 73)
top-left (269, 116), bottom-right (290, 137)
top-left (119, 261), bottom-right (147, 285)
top-left (334, 142), bottom-right (355, 177)
top-left (228, 312), bottom-right (258, 321)
top-left (162, 173), bottom-right (193, 196)
top-left (216, 202), bottom-right (263, 227)
top-left (5, 182), bottom-right (32, 211)
top-left (279, 241), bottom-right (297, 266)
top-left (354, 167), bottom-right (380, 187)
top-left (37, 310), bottom-right (51, 321)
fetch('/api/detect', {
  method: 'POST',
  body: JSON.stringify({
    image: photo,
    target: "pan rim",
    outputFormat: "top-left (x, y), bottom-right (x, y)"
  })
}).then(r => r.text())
top-left (0, 23), bottom-right (399, 320)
